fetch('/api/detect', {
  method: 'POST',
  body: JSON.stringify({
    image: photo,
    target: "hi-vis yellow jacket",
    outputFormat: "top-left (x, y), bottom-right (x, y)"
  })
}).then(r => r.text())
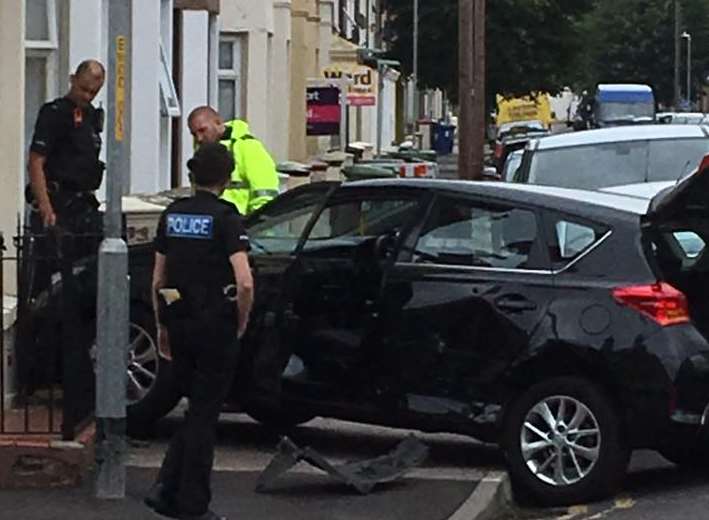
top-left (218, 120), bottom-right (279, 215)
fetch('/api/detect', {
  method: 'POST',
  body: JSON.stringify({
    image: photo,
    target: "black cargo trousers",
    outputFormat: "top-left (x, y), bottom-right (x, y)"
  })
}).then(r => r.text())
top-left (157, 292), bottom-right (240, 517)
top-left (16, 192), bottom-right (102, 396)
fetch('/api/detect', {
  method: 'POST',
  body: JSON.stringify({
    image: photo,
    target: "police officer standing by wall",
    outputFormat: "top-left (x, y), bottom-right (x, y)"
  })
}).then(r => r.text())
top-left (146, 143), bottom-right (254, 520)
top-left (187, 106), bottom-right (280, 215)
top-left (17, 59), bottom-right (106, 397)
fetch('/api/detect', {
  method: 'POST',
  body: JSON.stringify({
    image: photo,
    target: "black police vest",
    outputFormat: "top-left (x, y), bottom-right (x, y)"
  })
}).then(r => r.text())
top-left (47, 100), bottom-right (105, 192)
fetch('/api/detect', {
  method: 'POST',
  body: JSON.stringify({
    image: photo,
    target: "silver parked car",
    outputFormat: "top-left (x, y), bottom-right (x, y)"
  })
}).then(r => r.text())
top-left (512, 125), bottom-right (709, 190)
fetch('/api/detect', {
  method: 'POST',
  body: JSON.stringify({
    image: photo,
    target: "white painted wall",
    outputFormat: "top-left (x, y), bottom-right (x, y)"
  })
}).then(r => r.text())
top-left (0, 0), bottom-right (25, 275)
top-left (130, 0), bottom-right (161, 194)
top-left (69, 0), bottom-right (109, 199)
top-left (180, 11), bottom-right (210, 185)
top-left (270, 2), bottom-right (292, 162)
top-left (220, 0), bottom-right (279, 153)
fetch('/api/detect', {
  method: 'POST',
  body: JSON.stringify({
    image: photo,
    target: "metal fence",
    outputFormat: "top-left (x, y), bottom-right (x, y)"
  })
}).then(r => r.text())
top-left (1, 227), bottom-right (99, 440)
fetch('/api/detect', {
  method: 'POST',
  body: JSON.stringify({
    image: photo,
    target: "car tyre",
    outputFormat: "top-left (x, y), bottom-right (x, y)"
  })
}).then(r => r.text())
top-left (125, 305), bottom-right (181, 439)
top-left (502, 377), bottom-right (628, 506)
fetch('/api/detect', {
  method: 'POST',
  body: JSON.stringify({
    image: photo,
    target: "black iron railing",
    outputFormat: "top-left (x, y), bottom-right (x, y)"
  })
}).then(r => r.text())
top-left (1, 226), bottom-right (100, 440)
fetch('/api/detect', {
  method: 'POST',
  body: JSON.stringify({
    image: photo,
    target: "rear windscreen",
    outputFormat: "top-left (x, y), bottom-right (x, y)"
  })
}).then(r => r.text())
top-left (529, 138), bottom-right (709, 190)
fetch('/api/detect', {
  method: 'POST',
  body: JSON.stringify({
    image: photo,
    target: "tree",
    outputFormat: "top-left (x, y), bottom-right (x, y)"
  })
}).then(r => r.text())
top-left (570, 0), bottom-right (709, 107)
top-left (383, 0), bottom-right (709, 108)
top-left (383, 0), bottom-right (594, 102)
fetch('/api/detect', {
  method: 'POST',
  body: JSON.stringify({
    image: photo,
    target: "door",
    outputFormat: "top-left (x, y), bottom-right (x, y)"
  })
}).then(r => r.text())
top-left (380, 193), bottom-right (554, 428)
top-left (279, 187), bottom-right (430, 405)
top-left (240, 182), bottom-right (337, 398)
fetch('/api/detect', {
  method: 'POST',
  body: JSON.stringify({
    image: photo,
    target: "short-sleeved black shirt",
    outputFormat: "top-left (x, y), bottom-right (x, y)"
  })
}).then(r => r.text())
top-left (154, 191), bottom-right (251, 296)
top-left (30, 97), bottom-right (103, 191)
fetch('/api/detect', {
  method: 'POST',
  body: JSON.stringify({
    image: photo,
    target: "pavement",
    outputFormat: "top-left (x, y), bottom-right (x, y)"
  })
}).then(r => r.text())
top-left (0, 414), bottom-right (512, 520)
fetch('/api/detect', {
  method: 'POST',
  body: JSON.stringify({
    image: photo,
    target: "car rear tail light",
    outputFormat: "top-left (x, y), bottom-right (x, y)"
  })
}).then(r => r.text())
top-left (399, 165), bottom-right (407, 178)
top-left (612, 282), bottom-right (690, 326)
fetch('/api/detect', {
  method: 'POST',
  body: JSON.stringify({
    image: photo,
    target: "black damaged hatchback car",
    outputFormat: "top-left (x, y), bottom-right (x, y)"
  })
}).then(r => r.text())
top-left (30, 168), bottom-right (709, 505)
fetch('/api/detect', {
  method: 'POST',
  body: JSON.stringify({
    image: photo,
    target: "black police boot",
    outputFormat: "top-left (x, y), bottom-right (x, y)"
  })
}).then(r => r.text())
top-left (179, 510), bottom-right (228, 520)
top-left (144, 483), bottom-right (180, 518)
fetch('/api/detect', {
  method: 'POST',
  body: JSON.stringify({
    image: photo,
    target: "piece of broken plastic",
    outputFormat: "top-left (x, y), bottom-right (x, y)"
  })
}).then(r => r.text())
top-left (255, 434), bottom-right (429, 494)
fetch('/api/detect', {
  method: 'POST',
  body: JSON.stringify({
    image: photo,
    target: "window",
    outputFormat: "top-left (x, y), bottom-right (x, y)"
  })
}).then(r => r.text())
top-left (555, 221), bottom-right (598, 259)
top-left (547, 217), bottom-right (607, 267)
top-left (413, 199), bottom-right (539, 269)
top-left (25, 0), bottom-right (59, 158)
top-left (218, 34), bottom-right (245, 120)
top-left (247, 190), bottom-right (326, 255)
top-left (159, 42), bottom-right (181, 117)
top-left (672, 231), bottom-right (705, 259)
top-left (302, 197), bottom-right (420, 252)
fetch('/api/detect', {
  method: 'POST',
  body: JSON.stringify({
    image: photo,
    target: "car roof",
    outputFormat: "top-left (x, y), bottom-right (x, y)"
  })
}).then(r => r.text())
top-left (597, 84), bottom-right (653, 93)
top-left (533, 125), bottom-right (709, 151)
top-left (600, 181), bottom-right (675, 199)
top-left (345, 179), bottom-right (651, 217)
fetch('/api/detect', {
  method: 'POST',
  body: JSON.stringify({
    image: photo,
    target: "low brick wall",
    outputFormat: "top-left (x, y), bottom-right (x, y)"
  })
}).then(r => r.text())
top-left (0, 423), bottom-right (95, 489)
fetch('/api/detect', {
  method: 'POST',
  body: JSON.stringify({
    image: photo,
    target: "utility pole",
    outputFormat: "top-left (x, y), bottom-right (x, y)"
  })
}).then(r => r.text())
top-left (458, 0), bottom-right (485, 180)
top-left (96, 0), bottom-right (131, 499)
top-left (674, 0), bottom-right (681, 108)
top-left (412, 0), bottom-right (419, 127)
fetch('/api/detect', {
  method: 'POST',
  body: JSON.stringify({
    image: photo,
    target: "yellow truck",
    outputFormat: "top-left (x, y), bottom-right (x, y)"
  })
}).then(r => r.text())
top-left (495, 93), bottom-right (554, 129)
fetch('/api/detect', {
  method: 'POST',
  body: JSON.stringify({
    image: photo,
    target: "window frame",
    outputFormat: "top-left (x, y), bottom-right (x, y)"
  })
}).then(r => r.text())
top-left (159, 42), bottom-right (181, 118)
top-left (540, 210), bottom-right (612, 272)
top-left (25, 0), bottom-right (58, 49)
top-left (217, 33), bottom-right (246, 121)
top-left (24, 0), bottom-right (60, 161)
top-left (246, 182), bottom-right (338, 256)
top-left (298, 187), bottom-right (432, 257)
top-left (398, 192), bottom-right (551, 273)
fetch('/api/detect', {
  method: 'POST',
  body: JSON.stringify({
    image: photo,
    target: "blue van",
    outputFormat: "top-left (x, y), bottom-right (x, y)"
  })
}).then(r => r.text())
top-left (595, 83), bottom-right (655, 127)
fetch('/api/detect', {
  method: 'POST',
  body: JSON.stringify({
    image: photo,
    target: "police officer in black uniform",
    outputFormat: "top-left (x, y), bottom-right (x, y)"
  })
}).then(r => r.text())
top-left (18, 59), bottom-right (105, 397)
top-left (27, 59), bottom-right (105, 236)
top-left (146, 143), bottom-right (254, 520)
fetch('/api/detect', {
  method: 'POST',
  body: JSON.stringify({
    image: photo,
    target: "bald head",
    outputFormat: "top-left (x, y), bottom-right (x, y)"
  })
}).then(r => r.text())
top-left (188, 106), bottom-right (226, 145)
top-left (75, 60), bottom-right (105, 80)
top-left (68, 59), bottom-right (105, 107)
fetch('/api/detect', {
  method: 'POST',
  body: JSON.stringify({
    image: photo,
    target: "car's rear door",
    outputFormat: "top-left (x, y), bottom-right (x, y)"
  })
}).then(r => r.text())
top-left (379, 191), bottom-right (555, 431)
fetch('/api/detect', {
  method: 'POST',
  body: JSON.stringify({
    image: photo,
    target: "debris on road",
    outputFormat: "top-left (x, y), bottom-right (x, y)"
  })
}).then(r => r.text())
top-left (255, 434), bottom-right (429, 494)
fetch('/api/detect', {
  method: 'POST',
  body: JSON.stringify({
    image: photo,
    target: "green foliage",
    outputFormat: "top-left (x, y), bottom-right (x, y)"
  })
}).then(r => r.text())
top-left (576, 0), bottom-right (709, 106)
top-left (383, 0), bottom-right (709, 106)
top-left (383, 0), bottom-right (594, 102)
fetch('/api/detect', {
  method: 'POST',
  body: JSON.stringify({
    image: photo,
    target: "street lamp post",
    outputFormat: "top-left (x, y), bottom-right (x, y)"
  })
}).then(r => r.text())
top-left (682, 31), bottom-right (692, 107)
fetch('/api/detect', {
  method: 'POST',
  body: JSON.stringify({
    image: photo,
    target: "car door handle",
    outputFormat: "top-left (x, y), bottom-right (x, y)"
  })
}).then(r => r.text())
top-left (495, 296), bottom-right (537, 312)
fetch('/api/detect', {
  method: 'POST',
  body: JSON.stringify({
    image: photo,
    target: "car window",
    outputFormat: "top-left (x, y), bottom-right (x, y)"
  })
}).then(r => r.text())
top-left (529, 142), bottom-right (646, 189)
top-left (528, 138), bottom-right (709, 190)
top-left (548, 218), bottom-right (608, 266)
top-left (302, 197), bottom-right (420, 252)
top-left (503, 151), bottom-right (524, 182)
top-left (413, 199), bottom-right (540, 269)
top-left (247, 190), bottom-right (326, 254)
top-left (673, 231), bottom-right (705, 259)
top-left (647, 139), bottom-right (709, 182)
